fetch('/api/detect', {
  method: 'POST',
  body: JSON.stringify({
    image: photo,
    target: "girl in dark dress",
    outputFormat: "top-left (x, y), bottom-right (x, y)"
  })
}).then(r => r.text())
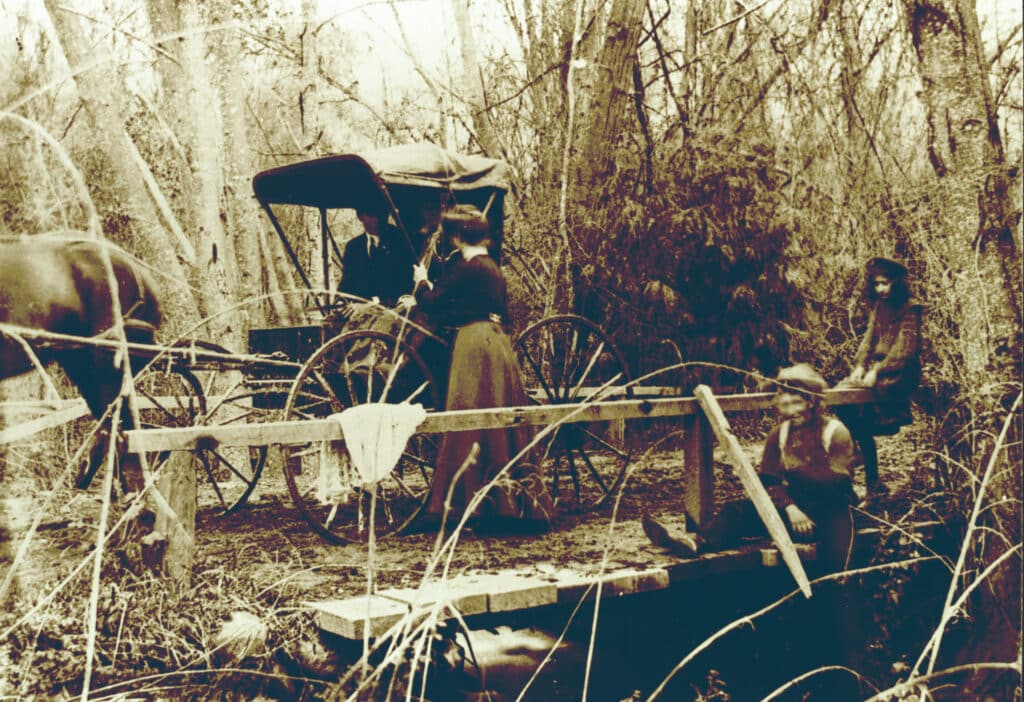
top-left (409, 205), bottom-right (554, 533)
top-left (838, 257), bottom-right (923, 495)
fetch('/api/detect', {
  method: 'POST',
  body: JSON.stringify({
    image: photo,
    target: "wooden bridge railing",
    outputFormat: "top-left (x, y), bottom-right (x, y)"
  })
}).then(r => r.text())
top-left (124, 387), bottom-right (876, 530)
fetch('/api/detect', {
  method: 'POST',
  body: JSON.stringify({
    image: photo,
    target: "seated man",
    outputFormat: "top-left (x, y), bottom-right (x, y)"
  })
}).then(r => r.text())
top-left (645, 364), bottom-right (864, 679)
top-left (337, 206), bottom-right (416, 314)
top-left (644, 363), bottom-right (858, 575)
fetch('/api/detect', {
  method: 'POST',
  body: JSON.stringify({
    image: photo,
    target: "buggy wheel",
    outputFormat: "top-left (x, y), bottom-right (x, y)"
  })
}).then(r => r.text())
top-left (513, 314), bottom-right (632, 510)
top-left (282, 330), bottom-right (441, 544)
top-left (184, 340), bottom-right (270, 515)
top-left (133, 362), bottom-right (204, 485)
top-left (136, 345), bottom-right (268, 516)
top-left (194, 390), bottom-right (269, 516)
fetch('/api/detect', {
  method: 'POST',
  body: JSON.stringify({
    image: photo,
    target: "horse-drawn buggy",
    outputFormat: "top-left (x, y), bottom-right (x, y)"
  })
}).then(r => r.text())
top-left (2, 143), bottom-right (635, 546)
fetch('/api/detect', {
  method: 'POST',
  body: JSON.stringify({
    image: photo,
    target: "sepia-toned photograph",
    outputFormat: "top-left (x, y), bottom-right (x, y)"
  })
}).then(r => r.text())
top-left (1, 0), bottom-right (1021, 699)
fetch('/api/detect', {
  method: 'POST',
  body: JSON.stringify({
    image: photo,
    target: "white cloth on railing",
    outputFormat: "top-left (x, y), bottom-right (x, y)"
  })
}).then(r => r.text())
top-left (316, 403), bottom-right (427, 504)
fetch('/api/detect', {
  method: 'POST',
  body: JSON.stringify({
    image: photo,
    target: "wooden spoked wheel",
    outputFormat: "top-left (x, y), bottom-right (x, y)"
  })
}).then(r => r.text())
top-left (72, 364), bottom-right (206, 492)
top-left (135, 343), bottom-right (268, 516)
top-left (513, 314), bottom-right (633, 510)
top-left (194, 393), bottom-right (270, 515)
top-left (282, 330), bottom-right (441, 544)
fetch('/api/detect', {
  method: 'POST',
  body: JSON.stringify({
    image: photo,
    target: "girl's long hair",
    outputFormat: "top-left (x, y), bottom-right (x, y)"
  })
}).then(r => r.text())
top-left (862, 267), bottom-right (910, 307)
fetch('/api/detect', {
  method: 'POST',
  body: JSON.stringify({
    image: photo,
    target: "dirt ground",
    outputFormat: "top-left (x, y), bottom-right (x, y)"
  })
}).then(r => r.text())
top-left (186, 427), bottom-right (915, 602)
top-left (7, 424), bottom-right (919, 602)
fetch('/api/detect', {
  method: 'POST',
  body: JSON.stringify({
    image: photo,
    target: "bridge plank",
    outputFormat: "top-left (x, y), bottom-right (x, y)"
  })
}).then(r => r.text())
top-left (377, 580), bottom-right (489, 616)
top-left (308, 595), bottom-right (411, 639)
top-left (311, 572), bottom-right (556, 639)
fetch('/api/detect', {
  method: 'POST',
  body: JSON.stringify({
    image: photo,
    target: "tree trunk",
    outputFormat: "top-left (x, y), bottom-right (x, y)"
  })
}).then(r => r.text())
top-left (146, 0), bottom-right (190, 144)
top-left (145, 0), bottom-right (197, 237)
top-left (218, 77), bottom-right (267, 330)
top-left (683, 2), bottom-right (698, 119)
top-left (42, 0), bottom-right (197, 334)
top-left (905, 0), bottom-right (1021, 382)
top-left (206, 2), bottom-right (284, 328)
top-left (300, 0), bottom-right (324, 298)
top-left (177, 0), bottom-right (245, 351)
top-left (903, 0), bottom-right (1022, 693)
top-left (576, 0), bottom-right (645, 187)
top-left (449, 0), bottom-right (498, 156)
top-left (562, 0), bottom-right (644, 316)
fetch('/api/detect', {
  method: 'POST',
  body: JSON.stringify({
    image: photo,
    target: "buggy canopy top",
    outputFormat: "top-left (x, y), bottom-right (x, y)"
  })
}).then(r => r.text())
top-left (252, 142), bottom-right (510, 210)
top-left (251, 143), bottom-right (510, 311)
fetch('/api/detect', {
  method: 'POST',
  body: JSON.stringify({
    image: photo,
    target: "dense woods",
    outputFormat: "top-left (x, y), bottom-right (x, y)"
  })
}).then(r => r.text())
top-left (0, 0), bottom-right (1020, 699)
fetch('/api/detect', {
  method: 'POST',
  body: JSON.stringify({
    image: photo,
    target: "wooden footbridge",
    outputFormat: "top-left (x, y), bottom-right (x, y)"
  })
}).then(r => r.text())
top-left (116, 384), bottom-right (893, 640)
top-left (307, 539), bottom-right (826, 640)
top-left (6, 380), bottom-right (892, 639)
top-left (123, 385), bottom-right (877, 530)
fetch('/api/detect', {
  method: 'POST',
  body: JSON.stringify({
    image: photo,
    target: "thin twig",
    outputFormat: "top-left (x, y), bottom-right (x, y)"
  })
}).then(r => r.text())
top-left (81, 403), bottom-right (119, 702)
top-left (762, 664), bottom-right (871, 701)
top-left (702, 0), bottom-right (772, 35)
top-left (864, 660), bottom-right (1022, 702)
top-left (917, 392), bottom-right (1022, 675)
top-left (913, 543), bottom-right (1023, 680)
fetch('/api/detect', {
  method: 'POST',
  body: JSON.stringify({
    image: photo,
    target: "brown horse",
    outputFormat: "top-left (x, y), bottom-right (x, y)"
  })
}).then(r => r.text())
top-left (0, 235), bottom-right (162, 491)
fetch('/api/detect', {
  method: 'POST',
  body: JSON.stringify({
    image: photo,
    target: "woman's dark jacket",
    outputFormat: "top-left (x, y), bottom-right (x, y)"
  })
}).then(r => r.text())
top-left (414, 254), bottom-right (509, 329)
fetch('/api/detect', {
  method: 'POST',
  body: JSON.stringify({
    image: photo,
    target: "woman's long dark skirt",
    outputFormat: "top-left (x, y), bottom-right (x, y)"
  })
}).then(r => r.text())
top-left (424, 320), bottom-right (554, 525)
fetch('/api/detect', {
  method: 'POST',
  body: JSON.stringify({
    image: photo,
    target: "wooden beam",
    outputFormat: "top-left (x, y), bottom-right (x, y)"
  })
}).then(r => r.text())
top-left (682, 412), bottom-right (713, 529)
top-left (0, 403), bottom-right (91, 444)
top-left (126, 396), bottom-right (697, 452)
top-left (153, 452), bottom-right (196, 584)
top-left (0, 395), bottom-right (236, 445)
top-left (694, 385), bottom-right (812, 599)
top-left (0, 398), bottom-right (87, 413)
top-left (123, 387), bottom-right (877, 454)
top-left (527, 385), bottom-right (683, 400)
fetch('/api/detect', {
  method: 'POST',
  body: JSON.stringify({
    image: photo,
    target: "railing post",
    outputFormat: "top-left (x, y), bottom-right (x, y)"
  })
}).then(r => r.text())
top-left (682, 412), bottom-right (713, 529)
top-left (153, 452), bottom-right (196, 584)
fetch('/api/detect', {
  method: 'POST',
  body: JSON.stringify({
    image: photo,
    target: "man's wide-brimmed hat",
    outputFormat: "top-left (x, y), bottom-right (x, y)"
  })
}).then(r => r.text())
top-left (776, 363), bottom-right (829, 396)
top-left (867, 256), bottom-right (908, 279)
top-left (441, 204), bottom-right (490, 237)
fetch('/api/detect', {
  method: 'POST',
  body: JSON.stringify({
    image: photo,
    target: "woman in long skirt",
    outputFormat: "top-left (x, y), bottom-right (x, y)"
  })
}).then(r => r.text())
top-left (407, 204), bottom-right (554, 533)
